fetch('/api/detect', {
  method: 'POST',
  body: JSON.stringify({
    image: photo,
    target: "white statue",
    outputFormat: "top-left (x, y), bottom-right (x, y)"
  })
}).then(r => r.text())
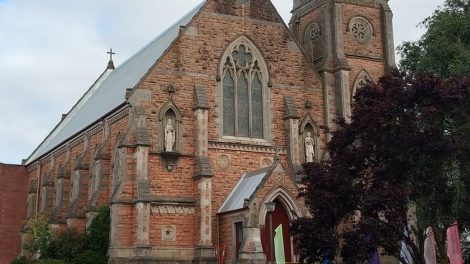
top-left (305, 132), bottom-right (315, 163)
top-left (164, 119), bottom-right (175, 152)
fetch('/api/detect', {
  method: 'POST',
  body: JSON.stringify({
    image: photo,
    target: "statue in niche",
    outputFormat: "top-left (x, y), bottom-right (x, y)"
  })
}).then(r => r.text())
top-left (164, 119), bottom-right (175, 152)
top-left (304, 132), bottom-right (315, 163)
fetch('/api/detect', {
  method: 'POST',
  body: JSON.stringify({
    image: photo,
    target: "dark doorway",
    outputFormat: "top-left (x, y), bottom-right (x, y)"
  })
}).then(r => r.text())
top-left (261, 199), bottom-right (292, 263)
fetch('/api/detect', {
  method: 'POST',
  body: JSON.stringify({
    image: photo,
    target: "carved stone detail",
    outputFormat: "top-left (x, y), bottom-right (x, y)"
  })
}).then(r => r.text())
top-left (217, 154), bottom-right (231, 170)
top-left (309, 23), bottom-right (321, 46)
top-left (260, 157), bottom-right (273, 168)
top-left (150, 205), bottom-right (195, 215)
top-left (349, 17), bottom-right (373, 44)
top-left (162, 225), bottom-right (177, 241)
top-left (209, 141), bottom-right (286, 154)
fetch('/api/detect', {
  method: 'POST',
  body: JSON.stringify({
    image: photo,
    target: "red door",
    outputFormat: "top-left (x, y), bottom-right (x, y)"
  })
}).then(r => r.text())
top-left (261, 199), bottom-right (292, 263)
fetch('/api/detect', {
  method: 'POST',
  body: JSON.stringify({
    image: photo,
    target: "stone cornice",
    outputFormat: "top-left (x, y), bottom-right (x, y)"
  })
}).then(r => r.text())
top-left (208, 140), bottom-right (287, 154)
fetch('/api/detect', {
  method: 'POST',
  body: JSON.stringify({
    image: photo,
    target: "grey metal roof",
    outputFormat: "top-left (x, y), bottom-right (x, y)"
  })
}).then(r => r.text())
top-left (26, 1), bottom-right (206, 164)
top-left (218, 167), bottom-right (271, 214)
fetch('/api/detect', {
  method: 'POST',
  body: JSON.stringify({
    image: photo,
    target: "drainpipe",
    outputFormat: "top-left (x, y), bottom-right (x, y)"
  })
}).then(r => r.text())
top-left (216, 213), bottom-right (221, 263)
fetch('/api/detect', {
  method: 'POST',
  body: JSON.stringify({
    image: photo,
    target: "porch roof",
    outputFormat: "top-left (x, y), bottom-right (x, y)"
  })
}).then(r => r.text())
top-left (218, 166), bottom-right (271, 214)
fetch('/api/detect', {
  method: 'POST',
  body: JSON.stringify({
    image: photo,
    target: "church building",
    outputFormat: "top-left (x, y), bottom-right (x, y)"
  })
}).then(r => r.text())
top-left (21, 0), bottom-right (396, 263)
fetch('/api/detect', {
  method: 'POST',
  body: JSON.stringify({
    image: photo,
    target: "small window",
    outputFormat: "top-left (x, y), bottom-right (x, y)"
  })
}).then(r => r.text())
top-left (55, 180), bottom-right (63, 208)
top-left (351, 70), bottom-right (372, 103)
top-left (90, 160), bottom-right (100, 197)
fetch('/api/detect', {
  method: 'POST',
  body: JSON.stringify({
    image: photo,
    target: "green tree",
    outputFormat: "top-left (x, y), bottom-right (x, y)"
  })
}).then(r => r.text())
top-left (86, 206), bottom-right (110, 255)
top-left (22, 216), bottom-right (52, 257)
top-left (40, 229), bottom-right (87, 263)
top-left (15, 206), bottom-right (110, 264)
top-left (463, 229), bottom-right (470, 262)
top-left (291, 71), bottom-right (470, 263)
top-left (398, 0), bottom-right (470, 78)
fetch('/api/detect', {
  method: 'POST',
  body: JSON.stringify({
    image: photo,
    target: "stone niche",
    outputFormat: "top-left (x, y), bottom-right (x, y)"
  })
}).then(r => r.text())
top-left (159, 94), bottom-right (182, 171)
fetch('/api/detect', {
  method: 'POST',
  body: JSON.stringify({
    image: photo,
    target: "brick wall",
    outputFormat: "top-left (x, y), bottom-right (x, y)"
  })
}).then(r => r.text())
top-left (0, 163), bottom-right (28, 264)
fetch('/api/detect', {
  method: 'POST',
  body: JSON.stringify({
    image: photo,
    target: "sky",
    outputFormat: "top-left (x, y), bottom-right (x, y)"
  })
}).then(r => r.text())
top-left (0, 0), bottom-right (445, 164)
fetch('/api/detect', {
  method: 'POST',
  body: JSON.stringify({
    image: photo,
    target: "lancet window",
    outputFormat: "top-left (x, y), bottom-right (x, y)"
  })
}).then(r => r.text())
top-left (351, 69), bottom-right (373, 102)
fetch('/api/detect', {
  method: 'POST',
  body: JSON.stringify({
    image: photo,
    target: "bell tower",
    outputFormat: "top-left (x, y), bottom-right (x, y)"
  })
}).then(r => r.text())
top-left (290, 0), bottom-right (396, 127)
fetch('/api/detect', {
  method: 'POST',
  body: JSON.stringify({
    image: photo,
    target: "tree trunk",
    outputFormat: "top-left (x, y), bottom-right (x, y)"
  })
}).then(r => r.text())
top-left (435, 226), bottom-right (450, 264)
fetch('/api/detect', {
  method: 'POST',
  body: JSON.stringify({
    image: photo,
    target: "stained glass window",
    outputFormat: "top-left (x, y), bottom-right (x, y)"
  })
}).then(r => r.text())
top-left (251, 75), bottom-right (263, 138)
top-left (223, 74), bottom-right (235, 136)
top-left (222, 44), bottom-right (265, 138)
top-left (237, 74), bottom-right (249, 137)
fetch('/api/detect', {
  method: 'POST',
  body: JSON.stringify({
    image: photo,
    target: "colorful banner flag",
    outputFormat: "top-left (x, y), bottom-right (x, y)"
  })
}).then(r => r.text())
top-left (369, 250), bottom-right (380, 264)
top-left (400, 224), bottom-right (413, 264)
top-left (447, 221), bottom-right (464, 264)
top-left (322, 256), bottom-right (331, 264)
top-left (424, 227), bottom-right (437, 264)
top-left (274, 224), bottom-right (286, 264)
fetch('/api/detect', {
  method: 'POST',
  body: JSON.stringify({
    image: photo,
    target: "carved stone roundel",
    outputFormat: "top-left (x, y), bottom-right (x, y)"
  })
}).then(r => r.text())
top-left (350, 17), bottom-right (372, 44)
top-left (162, 225), bottom-right (176, 241)
top-left (260, 157), bottom-right (272, 168)
top-left (217, 154), bottom-right (231, 170)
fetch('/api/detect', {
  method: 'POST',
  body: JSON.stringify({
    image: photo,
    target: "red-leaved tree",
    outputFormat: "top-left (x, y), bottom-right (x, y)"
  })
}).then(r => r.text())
top-left (292, 70), bottom-right (470, 264)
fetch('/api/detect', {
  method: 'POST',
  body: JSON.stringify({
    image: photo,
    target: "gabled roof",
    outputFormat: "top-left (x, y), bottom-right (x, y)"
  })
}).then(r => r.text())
top-left (218, 166), bottom-right (272, 214)
top-left (26, 1), bottom-right (207, 164)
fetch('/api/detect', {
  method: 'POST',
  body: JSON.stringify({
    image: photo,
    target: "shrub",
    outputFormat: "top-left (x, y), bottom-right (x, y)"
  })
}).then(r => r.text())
top-left (73, 250), bottom-right (107, 264)
top-left (22, 216), bottom-right (52, 255)
top-left (40, 229), bottom-right (87, 263)
top-left (87, 206), bottom-right (110, 255)
top-left (11, 256), bottom-right (34, 264)
top-left (37, 259), bottom-right (65, 264)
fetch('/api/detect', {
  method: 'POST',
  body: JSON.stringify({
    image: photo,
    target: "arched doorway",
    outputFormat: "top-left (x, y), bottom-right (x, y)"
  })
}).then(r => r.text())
top-left (261, 199), bottom-right (292, 263)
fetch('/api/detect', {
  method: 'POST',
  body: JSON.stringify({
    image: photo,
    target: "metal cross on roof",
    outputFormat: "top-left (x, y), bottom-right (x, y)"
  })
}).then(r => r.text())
top-left (107, 48), bottom-right (116, 61)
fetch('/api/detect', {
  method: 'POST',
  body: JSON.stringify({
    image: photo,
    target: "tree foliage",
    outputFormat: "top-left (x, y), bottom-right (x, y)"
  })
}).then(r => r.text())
top-left (292, 71), bottom-right (470, 263)
top-left (40, 229), bottom-right (87, 263)
top-left (15, 206), bottom-right (110, 264)
top-left (463, 230), bottom-right (470, 262)
top-left (22, 216), bottom-right (52, 256)
top-left (86, 206), bottom-right (110, 255)
top-left (398, 0), bottom-right (470, 78)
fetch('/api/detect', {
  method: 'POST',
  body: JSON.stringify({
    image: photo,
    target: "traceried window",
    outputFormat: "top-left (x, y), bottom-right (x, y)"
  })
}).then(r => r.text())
top-left (348, 17), bottom-right (373, 44)
top-left (303, 22), bottom-right (322, 62)
top-left (308, 23), bottom-right (321, 47)
top-left (351, 69), bottom-right (373, 103)
top-left (222, 43), bottom-right (265, 138)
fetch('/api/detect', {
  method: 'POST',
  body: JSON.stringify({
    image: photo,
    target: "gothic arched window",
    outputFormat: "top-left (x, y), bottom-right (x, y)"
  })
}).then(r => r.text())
top-left (304, 22), bottom-right (322, 61)
top-left (351, 69), bottom-right (373, 102)
top-left (220, 37), bottom-right (269, 139)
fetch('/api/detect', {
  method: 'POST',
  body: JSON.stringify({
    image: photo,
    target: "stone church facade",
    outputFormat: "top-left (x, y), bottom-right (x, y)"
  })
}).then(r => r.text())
top-left (21, 0), bottom-right (395, 263)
